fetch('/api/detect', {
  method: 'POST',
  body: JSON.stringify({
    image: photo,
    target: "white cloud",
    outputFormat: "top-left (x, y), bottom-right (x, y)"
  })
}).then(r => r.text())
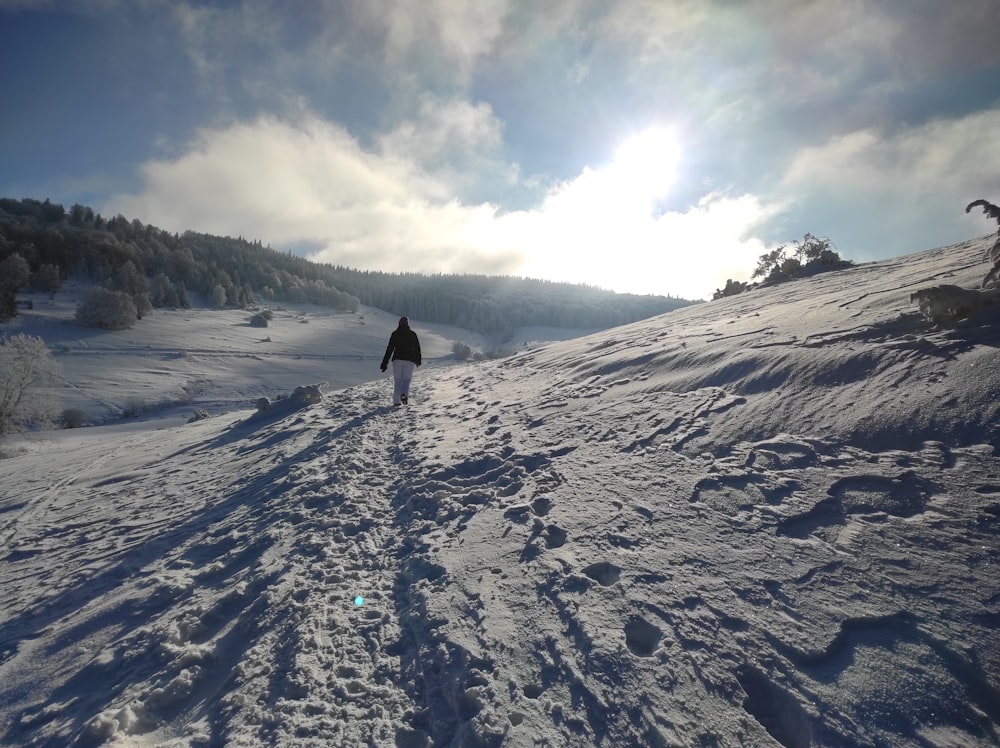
top-left (105, 113), bottom-right (524, 275)
top-left (778, 107), bottom-right (1000, 252)
top-left (465, 126), bottom-right (784, 298)
top-left (783, 108), bottom-right (1000, 194)
top-left (377, 95), bottom-right (504, 172)
top-left (351, 0), bottom-right (508, 84)
top-left (173, 3), bottom-right (223, 94)
top-left (106, 111), bottom-right (785, 300)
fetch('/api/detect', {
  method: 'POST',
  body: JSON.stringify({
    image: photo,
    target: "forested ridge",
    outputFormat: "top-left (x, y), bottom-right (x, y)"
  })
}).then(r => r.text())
top-left (0, 197), bottom-right (694, 333)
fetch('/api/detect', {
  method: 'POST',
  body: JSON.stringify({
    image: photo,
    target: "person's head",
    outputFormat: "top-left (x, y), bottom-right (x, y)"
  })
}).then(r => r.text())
top-left (399, 316), bottom-right (409, 327)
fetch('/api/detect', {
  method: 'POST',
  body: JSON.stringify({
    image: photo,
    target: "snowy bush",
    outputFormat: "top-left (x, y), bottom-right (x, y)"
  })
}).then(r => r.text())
top-left (290, 384), bottom-right (323, 406)
top-left (75, 289), bottom-right (137, 330)
top-left (0, 333), bottom-right (60, 441)
top-left (910, 285), bottom-right (999, 326)
top-left (60, 408), bottom-right (85, 428)
top-left (452, 342), bottom-right (472, 360)
top-left (713, 279), bottom-right (748, 300)
top-left (753, 234), bottom-right (850, 284)
top-left (249, 313), bottom-right (269, 328)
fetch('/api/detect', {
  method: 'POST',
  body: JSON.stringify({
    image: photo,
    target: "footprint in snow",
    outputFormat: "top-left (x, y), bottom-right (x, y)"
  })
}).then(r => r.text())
top-left (624, 617), bottom-right (662, 657)
top-left (736, 664), bottom-right (812, 748)
top-left (829, 471), bottom-right (932, 517)
top-left (582, 561), bottom-right (621, 586)
top-left (544, 524), bottom-right (567, 548)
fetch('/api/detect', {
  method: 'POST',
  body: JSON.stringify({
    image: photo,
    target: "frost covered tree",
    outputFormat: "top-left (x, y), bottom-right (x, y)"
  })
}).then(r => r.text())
top-left (211, 284), bottom-right (227, 309)
top-left (134, 292), bottom-right (152, 320)
top-left (0, 333), bottom-right (60, 441)
top-left (0, 254), bottom-right (31, 321)
top-left (75, 289), bottom-right (137, 330)
top-left (150, 273), bottom-right (179, 308)
top-left (110, 260), bottom-right (145, 298)
top-left (31, 263), bottom-right (62, 294)
top-left (110, 260), bottom-right (151, 318)
top-left (966, 199), bottom-right (1000, 287)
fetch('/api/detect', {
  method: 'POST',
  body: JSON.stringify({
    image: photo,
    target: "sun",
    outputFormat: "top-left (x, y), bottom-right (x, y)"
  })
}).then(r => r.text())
top-left (611, 126), bottom-right (682, 200)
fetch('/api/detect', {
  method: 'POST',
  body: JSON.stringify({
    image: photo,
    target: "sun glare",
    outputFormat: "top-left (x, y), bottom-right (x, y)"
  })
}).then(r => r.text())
top-left (612, 126), bottom-right (682, 200)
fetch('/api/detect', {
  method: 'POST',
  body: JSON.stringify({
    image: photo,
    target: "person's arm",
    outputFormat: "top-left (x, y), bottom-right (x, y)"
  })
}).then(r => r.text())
top-left (415, 333), bottom-right (422, 366)
top-left (381, 333), bottom-right (395, 371)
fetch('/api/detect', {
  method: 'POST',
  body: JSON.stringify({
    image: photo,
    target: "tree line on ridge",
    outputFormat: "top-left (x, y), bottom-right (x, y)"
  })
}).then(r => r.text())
top-left (0, 197), bottom-right (693, 333)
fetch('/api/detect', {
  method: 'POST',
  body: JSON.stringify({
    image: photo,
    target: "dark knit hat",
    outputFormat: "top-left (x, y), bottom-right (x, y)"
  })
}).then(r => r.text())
top-left (399, 316), bottom-right (409, 327)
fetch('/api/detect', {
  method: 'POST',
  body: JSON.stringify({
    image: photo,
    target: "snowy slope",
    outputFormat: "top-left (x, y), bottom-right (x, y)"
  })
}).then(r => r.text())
top-left (1, 236), bottom-right (999, 747)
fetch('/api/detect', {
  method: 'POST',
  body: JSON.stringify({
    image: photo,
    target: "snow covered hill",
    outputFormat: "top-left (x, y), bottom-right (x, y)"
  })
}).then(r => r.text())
top-left (2, 236), bottom-right (999, 747)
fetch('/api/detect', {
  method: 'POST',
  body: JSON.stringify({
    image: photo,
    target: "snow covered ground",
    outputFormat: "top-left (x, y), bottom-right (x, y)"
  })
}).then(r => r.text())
top-left (5, 283), bottom-right (586, 427)
top-left (2, 236), bottom-right (999, 747)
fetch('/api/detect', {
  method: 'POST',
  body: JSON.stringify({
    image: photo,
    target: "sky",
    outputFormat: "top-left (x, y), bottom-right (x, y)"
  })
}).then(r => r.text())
top-left (2, 0), bottom-right (1000, 300)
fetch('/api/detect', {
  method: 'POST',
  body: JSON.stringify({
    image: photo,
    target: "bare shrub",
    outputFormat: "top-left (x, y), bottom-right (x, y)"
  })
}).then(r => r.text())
top-left (121, 396), bottom-right (145, 418)
top-left (60, 408), bottom-right (85, 428)
top-left (188, 408), bottom-right (210, 423)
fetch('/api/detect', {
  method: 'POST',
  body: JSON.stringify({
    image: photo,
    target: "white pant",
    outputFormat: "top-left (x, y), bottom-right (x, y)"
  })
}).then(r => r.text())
top-left (391, 359), bottom-right (416, 404)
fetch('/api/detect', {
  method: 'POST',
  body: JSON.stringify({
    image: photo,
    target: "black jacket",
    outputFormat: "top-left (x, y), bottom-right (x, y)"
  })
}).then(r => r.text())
top-left (381, 325), bottom-right (421, 368)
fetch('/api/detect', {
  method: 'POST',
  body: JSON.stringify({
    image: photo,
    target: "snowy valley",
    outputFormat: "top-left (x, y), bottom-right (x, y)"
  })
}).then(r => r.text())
top-left (2, 236), bottom-right (1000, 747)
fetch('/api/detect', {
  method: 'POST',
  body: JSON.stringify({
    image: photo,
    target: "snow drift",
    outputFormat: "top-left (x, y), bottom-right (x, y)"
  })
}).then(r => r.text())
top-left (2, 236), bottom-right (999, 747)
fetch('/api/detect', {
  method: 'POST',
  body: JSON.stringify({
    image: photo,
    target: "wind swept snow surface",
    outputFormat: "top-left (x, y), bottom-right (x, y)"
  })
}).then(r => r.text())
top-left (2, 237), bottom-right (1000, 746)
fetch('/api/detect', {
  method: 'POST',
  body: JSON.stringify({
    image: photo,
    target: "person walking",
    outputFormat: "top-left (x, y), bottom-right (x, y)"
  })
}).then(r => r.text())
top-left (380, 316), bottom-right (421, 405)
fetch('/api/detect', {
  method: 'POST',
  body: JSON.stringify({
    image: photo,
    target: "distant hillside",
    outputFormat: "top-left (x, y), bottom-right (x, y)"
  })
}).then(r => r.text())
top-left (0, 197), bottom-right (694, 334)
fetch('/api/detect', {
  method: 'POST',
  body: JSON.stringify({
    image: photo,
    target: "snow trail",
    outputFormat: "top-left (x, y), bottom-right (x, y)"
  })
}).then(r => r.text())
top-left (1, 384), bottom-right (442, 746)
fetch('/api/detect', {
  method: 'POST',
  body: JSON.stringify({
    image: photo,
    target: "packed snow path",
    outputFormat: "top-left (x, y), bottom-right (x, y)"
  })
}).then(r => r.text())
top-left (1, 384), bottom-right (454, 746)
